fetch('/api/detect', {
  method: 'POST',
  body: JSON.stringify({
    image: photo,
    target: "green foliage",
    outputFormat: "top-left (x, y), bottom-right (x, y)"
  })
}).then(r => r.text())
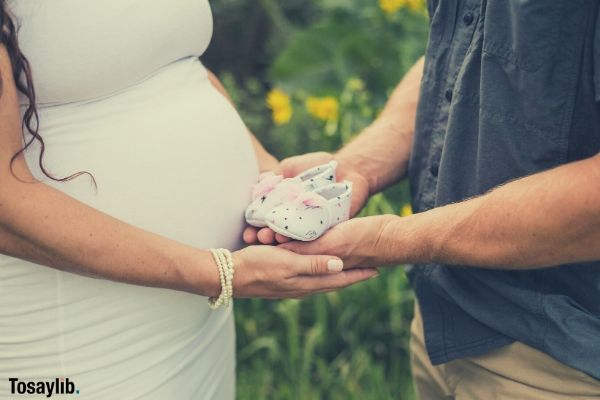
top-left (270, 1), bottom-right (428, 97)
top-left (204, 1), bottom-right (429, 398)
top-left (235, 269), bottom-right (416, 400)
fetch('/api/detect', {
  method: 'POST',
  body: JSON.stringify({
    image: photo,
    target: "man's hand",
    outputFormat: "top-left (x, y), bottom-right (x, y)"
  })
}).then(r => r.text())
top-left (242, 152), bottom-right (371, 245)
top-left (278, 215), bottom-right (396, 270)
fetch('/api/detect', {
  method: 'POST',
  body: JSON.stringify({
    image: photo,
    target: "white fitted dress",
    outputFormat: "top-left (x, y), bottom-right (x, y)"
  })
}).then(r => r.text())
top-left (0, 1), bottom-right (258, 399)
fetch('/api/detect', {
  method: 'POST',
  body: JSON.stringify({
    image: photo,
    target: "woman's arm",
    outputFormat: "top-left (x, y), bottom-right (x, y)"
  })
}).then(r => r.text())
top-left (0, 47), bottom-right (374, 298)
top-left (0, 50), bottom-right (217, 294)
top-left (206, 69), bottom-right (278, 172)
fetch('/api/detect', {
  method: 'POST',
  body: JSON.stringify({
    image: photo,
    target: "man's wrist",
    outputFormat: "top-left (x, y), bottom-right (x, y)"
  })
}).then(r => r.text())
top-left (378, 212), bottom-right (436, 265)
top-left (334, 152), bottom-right (376, 196)
top-left (335, 119), bottom-right (411, 195)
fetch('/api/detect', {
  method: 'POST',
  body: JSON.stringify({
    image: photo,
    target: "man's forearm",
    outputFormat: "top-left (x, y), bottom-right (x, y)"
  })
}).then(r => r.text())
top-left (337, 57), bottom-right (424, 195)
top-left (382, 153), bottom-right (600, 269)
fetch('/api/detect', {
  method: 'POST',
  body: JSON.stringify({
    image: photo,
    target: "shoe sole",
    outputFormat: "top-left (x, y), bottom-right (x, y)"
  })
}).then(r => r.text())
top-left (246, 218), bottom-right (268, 228)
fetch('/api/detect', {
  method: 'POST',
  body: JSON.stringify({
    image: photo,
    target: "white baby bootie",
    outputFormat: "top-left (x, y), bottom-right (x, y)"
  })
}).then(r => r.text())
top-left (245, 161), bottom-right (337, 227)
top-left (265, 181), bottom-right (352, 241)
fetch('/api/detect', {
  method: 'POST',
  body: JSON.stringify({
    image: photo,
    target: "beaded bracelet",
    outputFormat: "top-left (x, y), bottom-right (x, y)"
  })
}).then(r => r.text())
top-left (208, 248), bottom-right (235, 309)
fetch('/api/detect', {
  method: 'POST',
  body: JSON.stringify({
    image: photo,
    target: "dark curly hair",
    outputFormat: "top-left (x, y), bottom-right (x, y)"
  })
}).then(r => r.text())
top-left (1, 0), bottom-right (94, 186)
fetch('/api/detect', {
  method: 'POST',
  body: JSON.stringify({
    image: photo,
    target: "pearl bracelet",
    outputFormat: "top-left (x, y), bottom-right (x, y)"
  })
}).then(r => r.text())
top-left (208, 248), bottom-right (235, 309)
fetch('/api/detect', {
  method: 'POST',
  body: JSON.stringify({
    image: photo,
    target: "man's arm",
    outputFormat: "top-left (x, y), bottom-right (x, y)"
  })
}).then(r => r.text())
top-left (283, 153), bottom-right (600, 270)
top-left (280, 57), bottom-right (424, 194)
top-left (335, 57), bottom-right (424, 194)
top-left (408, 153), bottom-right (600, 269)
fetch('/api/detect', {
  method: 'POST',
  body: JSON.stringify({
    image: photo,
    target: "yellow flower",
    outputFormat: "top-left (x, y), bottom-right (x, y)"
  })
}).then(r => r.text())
top-left (266, 89), bottom-right (292, 125)
top-left (305, 96), bottom-right (339, 122)
top-left (406, 0), bottom-right (426, 12)
top-left (272, 107), bottom-right (292, 125)
top-left (400, 203), bottom-right (413, 217)
top-left (379, 0), bottom-right (426, 15)
top-left (379, 0), bottom-right (403, 14)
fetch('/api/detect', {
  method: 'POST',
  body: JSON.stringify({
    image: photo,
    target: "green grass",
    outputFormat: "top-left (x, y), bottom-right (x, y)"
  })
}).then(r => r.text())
top-left (235, 261), bottom-right (416, 399)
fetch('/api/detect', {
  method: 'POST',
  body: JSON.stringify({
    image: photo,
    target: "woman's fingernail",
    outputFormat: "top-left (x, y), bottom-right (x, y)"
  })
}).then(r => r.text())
top-left (327, 259), bottom-right (344, 272)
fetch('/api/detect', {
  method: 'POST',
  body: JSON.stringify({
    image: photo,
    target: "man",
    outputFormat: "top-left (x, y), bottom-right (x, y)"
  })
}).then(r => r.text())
top-left (245, 0), bottom-right (600, 398)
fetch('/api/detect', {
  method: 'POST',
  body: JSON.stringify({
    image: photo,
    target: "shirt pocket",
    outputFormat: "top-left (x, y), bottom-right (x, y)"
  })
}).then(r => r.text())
top-left (477, 0), bottom-right (589, 170)
top-left (482, 0), bottom-right (564, 73)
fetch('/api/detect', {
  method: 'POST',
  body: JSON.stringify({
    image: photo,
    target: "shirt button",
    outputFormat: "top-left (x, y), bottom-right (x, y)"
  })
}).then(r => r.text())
top-left (430, 162), bottom-right (439, 177)
top-left (445, 89), bottom-right (453, 102)
top-left (463, 12), bottom-right (474, 26)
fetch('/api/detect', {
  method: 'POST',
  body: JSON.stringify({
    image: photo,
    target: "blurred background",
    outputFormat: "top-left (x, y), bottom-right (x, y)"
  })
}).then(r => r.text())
top-left (202, 1), bottom-right (429, 398)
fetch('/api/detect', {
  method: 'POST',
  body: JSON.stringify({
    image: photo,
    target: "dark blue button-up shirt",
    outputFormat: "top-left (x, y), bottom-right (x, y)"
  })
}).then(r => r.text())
top-left (407, 0), bottom-right (600, 379)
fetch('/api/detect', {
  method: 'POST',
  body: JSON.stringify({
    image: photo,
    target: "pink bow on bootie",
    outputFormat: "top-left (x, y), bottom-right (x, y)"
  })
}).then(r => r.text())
top-left (252, 172), bottom-right (284, 200)
top-left (295, 192), bottom-right (325, 209)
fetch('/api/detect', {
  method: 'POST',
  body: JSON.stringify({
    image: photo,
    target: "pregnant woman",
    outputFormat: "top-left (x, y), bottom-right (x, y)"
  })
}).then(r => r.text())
top-left (0, 1), bottom-right (376, 399)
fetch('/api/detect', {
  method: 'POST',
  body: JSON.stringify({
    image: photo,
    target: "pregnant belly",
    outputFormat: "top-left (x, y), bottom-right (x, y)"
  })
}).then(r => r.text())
top-left (26, 57), bottom-right (259, 249)
top-left (2, 58), bottom-right (256, 398)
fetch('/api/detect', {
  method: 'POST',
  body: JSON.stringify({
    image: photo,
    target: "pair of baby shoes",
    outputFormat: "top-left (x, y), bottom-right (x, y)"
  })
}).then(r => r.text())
top-left (245, 161), bottom-right (353, 241)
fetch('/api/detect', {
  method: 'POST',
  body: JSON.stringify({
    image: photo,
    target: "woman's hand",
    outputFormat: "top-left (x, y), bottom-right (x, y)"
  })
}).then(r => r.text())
top-left (231, 245), bottom-right (378, 298)
top-left (243, 151), bottom-right (371, 244)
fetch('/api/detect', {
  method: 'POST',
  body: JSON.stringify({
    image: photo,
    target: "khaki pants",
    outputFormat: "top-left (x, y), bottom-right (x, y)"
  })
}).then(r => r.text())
top-left (410, 302), bottom-right (600, 399)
